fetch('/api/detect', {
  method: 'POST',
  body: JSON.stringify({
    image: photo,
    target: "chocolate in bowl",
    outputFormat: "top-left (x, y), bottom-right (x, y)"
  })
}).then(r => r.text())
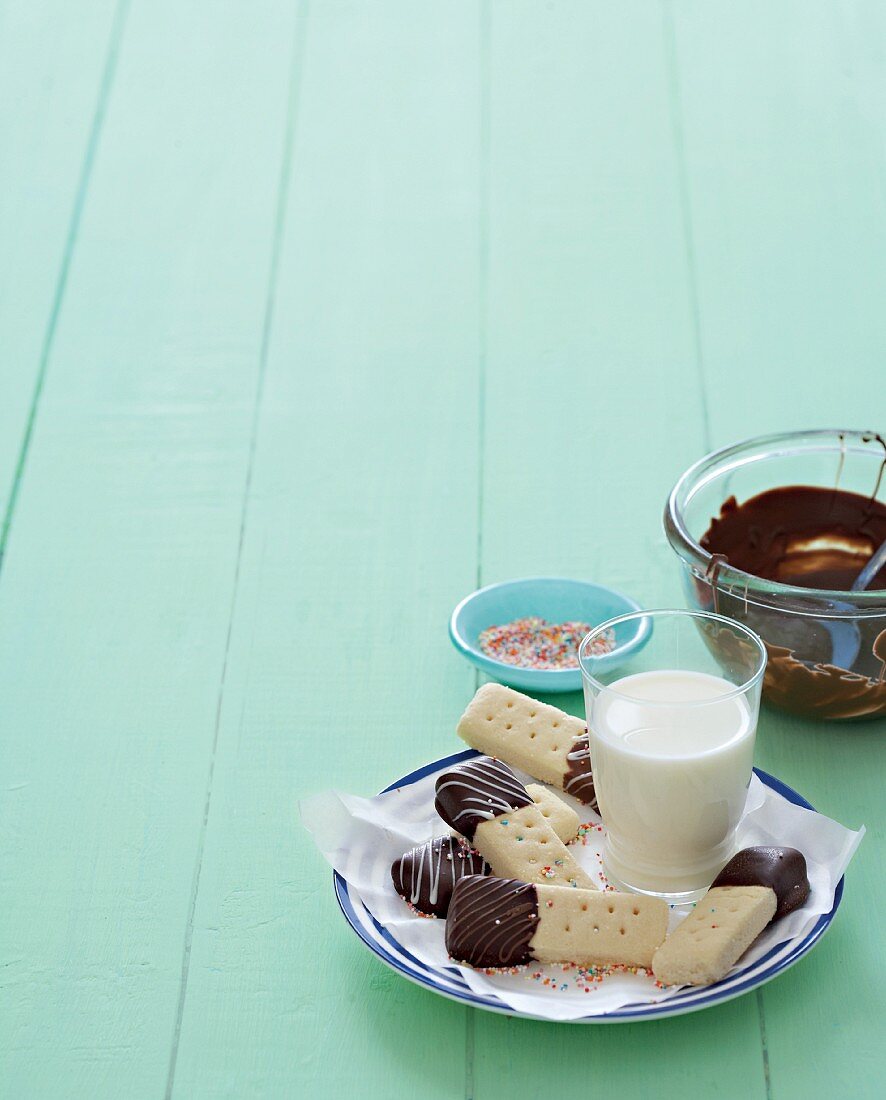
top-left (664, 429), bottom-right (886, 721)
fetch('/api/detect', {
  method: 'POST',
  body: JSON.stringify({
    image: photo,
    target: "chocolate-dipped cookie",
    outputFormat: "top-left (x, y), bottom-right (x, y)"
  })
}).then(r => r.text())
top-left (390, 836), bottom-right (490, 917)
top-left (434, 756), bottom-right (593, 889)
top-left (712, 846), bottom-right (809, 920)
top-left (446, 875), bottom-right (539, 968)
top-left (446, 875), bottom-right (668, 970)
top-left (456, 683), bottom-right (597, 807)
top-left (434, 756), bottom-right (532, 840)
top-left (563, 731), bottom-right (596, 806)
top-left (653, 885), bottom-right (777, 986)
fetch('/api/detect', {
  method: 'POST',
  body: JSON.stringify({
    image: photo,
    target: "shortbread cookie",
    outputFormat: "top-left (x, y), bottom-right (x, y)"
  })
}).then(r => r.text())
top-left (652, 885), bottom-right (777, 986)
top-left (434, 757), bottom-right (594, 889)
top-left (450, 783), bottom-right (579, 845)
top-left (391, 836), bottom-right (490, 917)
top-left (712, 847), bottom-right (809, 919)
top-left (525, 784), bottom-right (580, 844)
top-left (456, 683), bottom-right (596, 807)
top-left (473, 804), bottom-right (593, 888)
top-left (446, 875), bottom-right (669, 969)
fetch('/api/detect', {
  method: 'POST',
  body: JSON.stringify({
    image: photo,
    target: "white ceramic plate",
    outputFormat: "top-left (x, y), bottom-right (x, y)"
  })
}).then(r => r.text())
top-left (333, 749), bottom-right (843, 1022)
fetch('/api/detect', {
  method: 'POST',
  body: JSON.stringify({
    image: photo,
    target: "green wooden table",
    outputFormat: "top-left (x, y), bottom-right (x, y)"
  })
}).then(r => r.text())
top-left (2, 2), bottom-right (883, 1096)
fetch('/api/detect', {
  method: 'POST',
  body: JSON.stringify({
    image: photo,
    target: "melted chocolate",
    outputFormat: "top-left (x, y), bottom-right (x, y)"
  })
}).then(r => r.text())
top-left (713, 847), bottom-right (809, 920)
top-left (702, 485), bottom-right (886, 591)
top-left (697, 481), bottom-right (886, 719)
top-left (434, 757), bottom-right (532, 840)
top-left (564, 730), bottom-right (597, 808)
top-left (446, 875), bottom-right (539, 968)
top-left (390, 836), bottom-right (490, 917)
top-left (763, 646), bottom-right (886, 719)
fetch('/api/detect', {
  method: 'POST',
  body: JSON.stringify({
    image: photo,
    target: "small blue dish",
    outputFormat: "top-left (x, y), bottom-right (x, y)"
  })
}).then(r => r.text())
top-left (448, 577), bottom-right (648, 693)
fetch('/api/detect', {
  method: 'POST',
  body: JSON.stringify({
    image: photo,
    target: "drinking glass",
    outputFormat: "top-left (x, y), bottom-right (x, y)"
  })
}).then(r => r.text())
top-left (578, 609), bottom-right (767, 902)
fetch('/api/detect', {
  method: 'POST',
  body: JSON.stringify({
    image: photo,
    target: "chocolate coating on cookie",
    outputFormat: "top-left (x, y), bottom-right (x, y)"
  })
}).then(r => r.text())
top-left (434, 756), bottom-right (532, 840)
top-left (391, 836), bottom-right (490, 917)
top-left (446, 875), bottom-right (539, 968)
top-left (712, 847), bottom-right (810, 920)
top-left (564, 730), bottom-right (597, 808)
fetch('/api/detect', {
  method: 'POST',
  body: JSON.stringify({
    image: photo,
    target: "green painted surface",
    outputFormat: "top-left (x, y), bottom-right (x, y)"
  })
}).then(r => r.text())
top-left (0, 0), bottom-right (120, 527)
top-left (1, 2), bottom-right (883, 1097)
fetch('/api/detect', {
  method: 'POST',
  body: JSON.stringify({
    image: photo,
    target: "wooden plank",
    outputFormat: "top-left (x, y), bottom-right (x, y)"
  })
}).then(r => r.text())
top-left (471, 2), bottom-right (769, 1097)
top-left (0, 0), bottom-right (119, 530)
top-left (671, 0), bottom-right (886, 440)
top-left (671, 3), bottom-right (886, 1097)
top-left (168, 3), bottom-right (483, 1097)
top-left (0, 2), bottom-right (296, 1096)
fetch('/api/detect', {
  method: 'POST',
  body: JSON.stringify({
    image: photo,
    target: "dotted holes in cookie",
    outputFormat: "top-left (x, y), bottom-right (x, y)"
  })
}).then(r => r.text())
top-left (486, 716), bottom-right (493, 721)
top-left (581, 903), bottom-right (588, 912)
top-left (619, 928), bottom-right (626, 936)
top-left (608, 905), bottom-right (614, 914)
top-left (507, 702), bottom-right (513, 709)
top-left (551, 745), bottom-right (559, 752)
top-left (530, 732), bottom-right (537, 739)
top-left (552, 721), bottom-right (559, 728)
top-left (529, 711), bottom-right (536, 718)
top-left (632, 908), bottom-right (640, 916)
top-left (505, 723), bottom-right (512, 730)
top-left (564, 925), bottom-right (571, 933)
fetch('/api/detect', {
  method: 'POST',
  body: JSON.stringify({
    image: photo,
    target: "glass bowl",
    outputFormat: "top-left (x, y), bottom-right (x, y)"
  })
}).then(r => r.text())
top-left (664, 429), bottom-right (886, 721)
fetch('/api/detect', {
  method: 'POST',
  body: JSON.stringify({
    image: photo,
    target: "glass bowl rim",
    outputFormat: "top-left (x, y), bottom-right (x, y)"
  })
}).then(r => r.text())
top-left (663, 427), bottom-right (886, 611)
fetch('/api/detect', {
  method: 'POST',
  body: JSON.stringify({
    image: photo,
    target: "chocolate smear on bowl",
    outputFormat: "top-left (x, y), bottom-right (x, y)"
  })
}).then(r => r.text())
top-left (699, 476), bottom-right (886, 719)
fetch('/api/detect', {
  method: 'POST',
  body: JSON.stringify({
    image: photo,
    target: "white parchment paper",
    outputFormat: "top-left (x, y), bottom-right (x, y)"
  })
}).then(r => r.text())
top-left (301, 763), bottom-right (863, 1020)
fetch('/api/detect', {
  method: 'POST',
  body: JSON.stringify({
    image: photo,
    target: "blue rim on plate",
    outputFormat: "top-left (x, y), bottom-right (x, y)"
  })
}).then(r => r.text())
top-left (448, 577), bottom-right (650, 693)
top-left (332, 748), bottom-right (844, 1022)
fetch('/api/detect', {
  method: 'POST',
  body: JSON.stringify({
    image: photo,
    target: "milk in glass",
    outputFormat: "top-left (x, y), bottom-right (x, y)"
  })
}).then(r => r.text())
top-left (590, 669), bottom-right (755, 896)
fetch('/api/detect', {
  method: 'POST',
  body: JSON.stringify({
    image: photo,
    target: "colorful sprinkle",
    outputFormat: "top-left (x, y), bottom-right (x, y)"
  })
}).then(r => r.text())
top-left (522, 960), bottom-right (667, 995)
top-left (576, 822), bottom-right (604, 846)
top-left (478, 617), bottom-right (615, 670)
top-left (405, 901), bottom-right (436, 919)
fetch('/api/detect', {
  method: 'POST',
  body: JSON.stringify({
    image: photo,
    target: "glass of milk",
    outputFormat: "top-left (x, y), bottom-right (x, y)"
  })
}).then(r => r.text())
top-left (578, 609), bottom-right (767, 903)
